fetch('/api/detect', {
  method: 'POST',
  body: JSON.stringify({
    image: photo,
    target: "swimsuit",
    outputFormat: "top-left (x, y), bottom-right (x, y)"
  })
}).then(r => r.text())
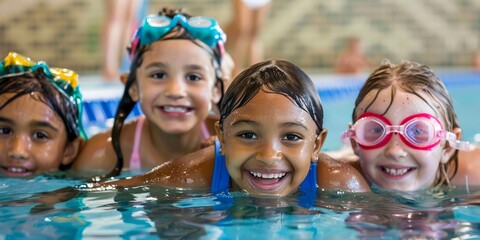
top-left (210, 140), bottom-right (318, 194)
top-left (241, 0), bottom-right (271, 9)
top-left (129, 117), bottom-right (212, 170)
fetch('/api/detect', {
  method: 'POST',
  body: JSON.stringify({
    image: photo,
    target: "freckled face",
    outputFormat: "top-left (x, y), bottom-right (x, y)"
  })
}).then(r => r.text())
top-left (134, 40), bottom-right (221, 134)
top-left (218, 90), bottom-right (321, 196)
top-left (353, 87), bottom-right (451, 191)
top-left (0, 94), bottom-right (70, 177)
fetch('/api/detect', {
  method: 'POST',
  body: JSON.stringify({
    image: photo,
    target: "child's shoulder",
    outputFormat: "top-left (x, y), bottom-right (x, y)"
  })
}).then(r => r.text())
top-left (71, 117), bottom-right (143, 175)
top-left (316, 152), bottom-right (370, 192)
top-left (452, 146), bottom-right (480, 186)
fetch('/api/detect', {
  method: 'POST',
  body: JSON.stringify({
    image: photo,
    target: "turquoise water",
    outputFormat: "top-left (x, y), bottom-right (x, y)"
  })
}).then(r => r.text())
top-left (1, 71), bottom-right (479, 239)
top-left (1, 175), bottom-right (480, 239)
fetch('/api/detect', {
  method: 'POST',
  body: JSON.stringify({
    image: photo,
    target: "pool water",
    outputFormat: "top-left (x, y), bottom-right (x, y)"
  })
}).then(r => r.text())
top-left (1, 71), bottom-right (479, 239)
top-left (1, 175), bottom-right (480, 239)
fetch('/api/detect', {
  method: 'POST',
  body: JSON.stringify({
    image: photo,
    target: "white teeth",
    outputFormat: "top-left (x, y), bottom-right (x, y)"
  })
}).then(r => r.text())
top-left (249, 171), bottom-right (286, 179)
top-left (163, 106), bottom-right (188, 113)
top-left (383, 167), bottom-right (408, 176)
top-left (8, 167), bottom-right (27, 173)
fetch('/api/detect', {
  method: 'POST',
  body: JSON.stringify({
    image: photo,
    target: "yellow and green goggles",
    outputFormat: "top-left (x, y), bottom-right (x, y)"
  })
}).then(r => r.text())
top-left (0, 52), bottom-right (87, 139)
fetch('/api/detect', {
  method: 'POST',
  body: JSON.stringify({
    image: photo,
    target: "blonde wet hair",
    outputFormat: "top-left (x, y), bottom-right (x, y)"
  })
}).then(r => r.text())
top-left (352, 59), bottom-right (460, 187)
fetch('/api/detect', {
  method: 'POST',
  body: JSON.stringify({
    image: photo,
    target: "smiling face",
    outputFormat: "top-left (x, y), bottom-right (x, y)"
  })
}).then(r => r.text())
top-left (352, 87), bottom-right (456, 191)
top-left (132, 39), bottom-right (221, 134)
top-left (0, 93), bottom-right (77, 177)
top-left (216, 90), bottom-right (325, 196)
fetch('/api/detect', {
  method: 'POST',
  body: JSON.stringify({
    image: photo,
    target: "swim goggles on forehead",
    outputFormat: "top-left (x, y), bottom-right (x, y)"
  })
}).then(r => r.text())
top-left (130, 14), bottom-right (226, 57)
top-left (0, 52), bottom-right (87, 139)
top-left (341, 112), bottom-right (472, 151)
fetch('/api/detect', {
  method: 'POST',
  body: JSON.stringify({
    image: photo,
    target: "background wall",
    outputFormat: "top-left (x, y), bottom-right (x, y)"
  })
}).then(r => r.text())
top-left (1, 0), bottom-right (479, 74)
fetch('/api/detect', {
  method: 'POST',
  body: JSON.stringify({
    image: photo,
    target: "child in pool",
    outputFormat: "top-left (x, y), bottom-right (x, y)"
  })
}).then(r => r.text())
top-left (340, 60), bottom-right (475, 191)
top-left (72, 8), bottom-right (228, 177)
top-left (97, 59), bottom-right (370, 196)
top-left (0, 52), bottom-right (85, 177)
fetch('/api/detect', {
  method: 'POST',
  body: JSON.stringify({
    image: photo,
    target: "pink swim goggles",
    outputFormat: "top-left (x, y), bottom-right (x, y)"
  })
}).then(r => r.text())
top-left (342, 112), bottom-right (472, 151)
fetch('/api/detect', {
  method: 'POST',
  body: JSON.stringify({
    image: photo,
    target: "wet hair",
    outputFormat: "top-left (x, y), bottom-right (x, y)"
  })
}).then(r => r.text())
top-left (0, 69), bottom-right (81, 169)
top-left (110, 8), bottom-right (225, 177)
top-left (219, 59), bottom-right (324, 134)
top-left (352, 60), bottom-right (460, 187)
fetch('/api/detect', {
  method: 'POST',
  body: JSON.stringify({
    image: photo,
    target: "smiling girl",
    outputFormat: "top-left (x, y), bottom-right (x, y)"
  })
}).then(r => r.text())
top-left (97, 59), bottom-right (370, 196)
top-left (73, 8), bottom-right (230, 177)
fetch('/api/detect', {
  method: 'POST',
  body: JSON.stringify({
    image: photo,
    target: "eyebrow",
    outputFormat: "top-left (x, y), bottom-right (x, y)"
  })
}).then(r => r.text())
top-left (144, 62), bottom-right (208, 72)
top-left (282, 122), bottom-right (310, 131)
top-left (0, 117), bottom-right (60, 132)
top-left (230, 119), bottom-right (256, 128)
top-left (230, 119), bottom-right (309, 131)
top-left (144, 62), bottom-right (167, 70)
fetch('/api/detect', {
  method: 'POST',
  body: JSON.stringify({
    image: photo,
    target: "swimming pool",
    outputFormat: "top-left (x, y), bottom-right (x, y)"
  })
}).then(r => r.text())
top-left (1, 175), bottom-right (480, 239)
top-left (1, 71), bottom-right (478, 239)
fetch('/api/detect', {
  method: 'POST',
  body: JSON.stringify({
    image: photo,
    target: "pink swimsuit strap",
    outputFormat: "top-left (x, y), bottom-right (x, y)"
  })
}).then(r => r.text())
top-left (201, 121), bottom-right (211, 140)
top-left (129, 119), bottom-right (210, 171)
top-left (129, 116), bottom-right (144, 171)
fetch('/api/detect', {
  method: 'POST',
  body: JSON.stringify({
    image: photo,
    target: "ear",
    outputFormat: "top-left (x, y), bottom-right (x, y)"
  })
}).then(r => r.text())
top-left (214, 121), bottom-right (225, 154)
top-left (120, 73), bottom-right (129, 85)
top-left (441, 127), bottom-right (462, 164)
top-left (220, 51), bottom-right (235, 89)
top-left (128, 82), bottom-right (140, 102)
top-left (211, 80), bottom-right (222, 105)
top-left (312, 128), bottom-right (328, 163)
top-left (346, 123), bottom-right (361, 156)
top-left (62, 137), bottom-right (83, 166)
top-left (350, 139), bottom-right (360, 156)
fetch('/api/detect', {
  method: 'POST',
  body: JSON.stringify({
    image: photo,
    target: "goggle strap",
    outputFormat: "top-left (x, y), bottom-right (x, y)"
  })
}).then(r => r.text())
top-left (218, 40), bottom-right (225, 59)
top-left (341, 130), bottom-right (353, 144)
top-left (130, 36), bottom-right (140, 60)
top-left (445, 132), bottom-right (474, 151)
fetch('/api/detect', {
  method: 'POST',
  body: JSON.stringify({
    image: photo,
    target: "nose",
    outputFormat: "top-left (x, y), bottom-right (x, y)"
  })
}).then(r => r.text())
top-left (384, 133), bottom-right (407, 160)
top-left (256, 140), bottom-right (283, 164)
top-left (164, 78), bottom-right (187, 99)
top-left (7, 135), bottom-right (30, 161)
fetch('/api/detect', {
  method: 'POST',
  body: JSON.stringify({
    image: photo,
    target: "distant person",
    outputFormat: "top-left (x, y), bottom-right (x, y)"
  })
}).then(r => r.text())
top-left (101, 0), bottom-right (144, 82)
top-left (0, 52), bottom-right (85, 177)
top-left (334, 37), bottom-right (369, 74)
top-left (473, 50), bottom-right (480, 70)
top-left (225, 0), bottom-right (271, 78)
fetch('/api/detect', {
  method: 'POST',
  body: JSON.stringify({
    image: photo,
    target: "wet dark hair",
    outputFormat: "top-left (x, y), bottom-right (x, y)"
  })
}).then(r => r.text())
top-left (219, 59), bottom-right (324, 134)
top-left (0, 69), bottom-right (81, 169)
top-left (109, 8), bottom-right (225, 177)
top-left (352, 60), bottom-right (460, 187)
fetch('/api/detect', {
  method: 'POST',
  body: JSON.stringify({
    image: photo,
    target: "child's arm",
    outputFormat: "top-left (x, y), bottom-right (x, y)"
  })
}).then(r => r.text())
top-left (452, 146), bottom-right (480, 186)
top-left (316, 152), bottom-right (370, 192)
top-left (70, 129), bottom-right (118, 177)
top-left (96, 145), bottom-right (216, 189)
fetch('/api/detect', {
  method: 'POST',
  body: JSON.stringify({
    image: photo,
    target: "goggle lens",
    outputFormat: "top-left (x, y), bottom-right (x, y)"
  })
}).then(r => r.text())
top-left (188, 16), bottom-right (215, 28)
top-left (136, 14), bottom-right (225, 49)
top-left (344, 112), bottom-right (446, 150)
top-left (404, 120), bottom-right (435, 145)
top-left (147, 17), bottom-right (171, 27)
top-left (355, 118), bottom-right (386, 145)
